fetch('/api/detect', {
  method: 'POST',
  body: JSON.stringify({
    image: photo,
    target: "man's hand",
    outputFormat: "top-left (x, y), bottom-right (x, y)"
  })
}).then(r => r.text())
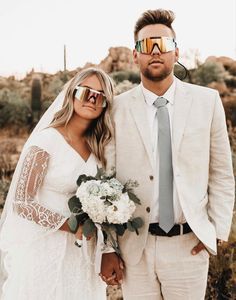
top-left (100, 252), bottom-right (124, 285)
top-left (191, 241), bottom-right (209, 255)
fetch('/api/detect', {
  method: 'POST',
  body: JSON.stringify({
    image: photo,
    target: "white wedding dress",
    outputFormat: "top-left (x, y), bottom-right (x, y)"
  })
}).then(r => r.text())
top-left (0, 127), bottom-right (106, 300)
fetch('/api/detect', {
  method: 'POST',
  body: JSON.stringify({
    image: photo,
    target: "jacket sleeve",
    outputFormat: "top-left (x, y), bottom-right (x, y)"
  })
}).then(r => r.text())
top-left (208, 92), bottom-right (235, 240)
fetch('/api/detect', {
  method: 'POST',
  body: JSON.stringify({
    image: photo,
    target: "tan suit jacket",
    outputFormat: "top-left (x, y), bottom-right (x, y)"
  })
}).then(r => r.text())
top-left (106, 79), bottom-right (235, 265)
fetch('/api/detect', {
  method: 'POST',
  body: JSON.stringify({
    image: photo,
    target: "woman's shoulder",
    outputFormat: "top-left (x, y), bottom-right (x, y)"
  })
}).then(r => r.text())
top-left (27, 127), bottom-right (60, 153)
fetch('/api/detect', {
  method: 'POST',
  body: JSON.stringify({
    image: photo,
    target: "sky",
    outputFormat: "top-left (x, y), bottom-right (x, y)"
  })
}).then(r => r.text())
top-left (0, 0), bottom-right (236, 78)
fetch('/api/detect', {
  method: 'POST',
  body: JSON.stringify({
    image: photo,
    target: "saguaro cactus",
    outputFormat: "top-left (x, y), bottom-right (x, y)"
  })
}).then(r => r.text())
top-left (31, 77), bottom-right (42, 126)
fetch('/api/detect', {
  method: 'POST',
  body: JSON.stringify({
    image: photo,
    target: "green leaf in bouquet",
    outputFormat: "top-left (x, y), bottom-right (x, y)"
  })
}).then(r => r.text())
top-left (102, 227), bottom-right (121, 256)
top-left (68, 214), bottom-right (79, 233)
top-left (75, 212), bottom-right (89, 224)
top-left (115, 224), bottom-right (126, 236)
top-left (82, 218), bottom-right (96, 238)
top-left (131, 217), bottom-right (144, 235)
top-left (127, 191), bottom-right (141, 205)
top-left (95, 167), bottom-right (107, 180)
top-left (76, 174), bottom-right (88, 186)
top-left (104, 166), bottom-right (116, 180)
top-left (127, 220), bottom-right (136, 232)
top-left (131, 217), bottom-right (144, 229)
top-left (68, 195), bottom-right (81, 213)
top-left (124, 179), bottom-right (139, 191)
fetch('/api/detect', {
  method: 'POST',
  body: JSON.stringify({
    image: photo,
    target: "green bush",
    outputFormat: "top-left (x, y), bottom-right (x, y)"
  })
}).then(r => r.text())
top-left (48, 77), bottom-right (64, 96)
top-left (0, 177), bottom-right (11, 208)
top-left (0, 89), bottom-right (31, 128)
top-left (206, 238), bottom-right (236, 299)
top-left (114, 80), bottom-right (137, 95)
top-left (111, 71), bottom-right (140, 84)
top-left (193, 61), bottom-right (226, 86)
top-left (41, 100), bottom-right (53, 114)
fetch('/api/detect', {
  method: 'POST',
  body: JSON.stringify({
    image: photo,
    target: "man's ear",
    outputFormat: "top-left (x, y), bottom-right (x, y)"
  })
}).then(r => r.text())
top-left (175, 47), bottom-right (179, 63)
top-left (133, 49), bottom-right (139, 65)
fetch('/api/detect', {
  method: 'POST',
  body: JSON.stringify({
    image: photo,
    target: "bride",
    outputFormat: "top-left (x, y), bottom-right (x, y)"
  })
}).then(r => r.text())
top-left (0, 67), bottom-right (114, 299)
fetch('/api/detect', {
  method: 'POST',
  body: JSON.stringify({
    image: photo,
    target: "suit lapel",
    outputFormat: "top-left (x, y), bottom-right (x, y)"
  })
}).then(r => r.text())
top-left (172, 79), bottom-right (193, 152)
top-left (128, 85), bottom-right (154, 170)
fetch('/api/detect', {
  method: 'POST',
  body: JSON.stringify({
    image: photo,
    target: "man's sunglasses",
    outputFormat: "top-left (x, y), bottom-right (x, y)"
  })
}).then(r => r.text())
top-left (74, 86), bottom-right (107, 108)
top-left (135, 36), bottom-right (177, 54)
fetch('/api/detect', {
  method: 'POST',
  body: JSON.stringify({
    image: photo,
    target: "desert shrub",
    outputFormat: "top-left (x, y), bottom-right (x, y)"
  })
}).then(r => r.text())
top-left (0, 90), bottom-right (31, 128)
top-left (206, 216), bottom-right (236, 299)
top-left (41, 100), bottom-right (53, 114)
top-left (114, 80), bottom-right (137, 95)
top-left (48, 77), bottom-right (64, 96)
top-left (111, 71), bottom-right (140, 84)
top-left (0, 177), bottom-right (11, 209)
top-left (192, 61), bottom-right (226, 86)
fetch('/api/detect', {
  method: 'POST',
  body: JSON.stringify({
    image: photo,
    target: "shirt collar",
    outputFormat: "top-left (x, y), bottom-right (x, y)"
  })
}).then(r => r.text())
top-left (141, 78), bottom-right (176, 106)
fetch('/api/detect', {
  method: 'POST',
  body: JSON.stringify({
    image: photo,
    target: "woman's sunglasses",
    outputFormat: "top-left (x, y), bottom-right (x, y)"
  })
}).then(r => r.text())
top-left (135, 36), bottom-right (177, 54)
top-left (74, 86), bottom-right (107, 108)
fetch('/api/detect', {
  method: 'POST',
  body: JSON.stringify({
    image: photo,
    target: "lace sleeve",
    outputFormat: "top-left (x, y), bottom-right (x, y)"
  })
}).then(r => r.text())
top-left (13, 146), bottom-right (66, 230)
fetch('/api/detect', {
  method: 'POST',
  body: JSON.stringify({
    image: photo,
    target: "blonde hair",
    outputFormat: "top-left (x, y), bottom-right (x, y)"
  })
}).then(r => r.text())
top-left (50, 67), bottom-right (114, 168)
top-left (134, 9), bottom-right (176, 42)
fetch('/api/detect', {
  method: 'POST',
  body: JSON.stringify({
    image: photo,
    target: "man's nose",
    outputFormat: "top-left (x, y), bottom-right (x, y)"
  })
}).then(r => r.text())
top-left (151, 44), bottom-right (161, 55)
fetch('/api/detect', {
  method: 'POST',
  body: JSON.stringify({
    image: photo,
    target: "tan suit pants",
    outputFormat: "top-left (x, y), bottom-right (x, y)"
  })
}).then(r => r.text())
top-left (121, 232), bottom-right (209, 300)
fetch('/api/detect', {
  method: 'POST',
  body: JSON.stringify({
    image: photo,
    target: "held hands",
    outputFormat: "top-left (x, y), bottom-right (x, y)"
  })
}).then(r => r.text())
top-left (100, 252), bottom-right (124, 286)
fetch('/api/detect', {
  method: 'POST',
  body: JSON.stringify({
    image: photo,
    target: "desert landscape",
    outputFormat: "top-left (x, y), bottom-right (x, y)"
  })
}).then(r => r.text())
top-left (0, 48), bottom-right (235, 299)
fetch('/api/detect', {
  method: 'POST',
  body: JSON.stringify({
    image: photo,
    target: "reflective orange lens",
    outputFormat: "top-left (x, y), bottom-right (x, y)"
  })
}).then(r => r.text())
top-left (135, 37), bottom-right (176, 54)
top-left (74, 86), bottom-right (107, 108)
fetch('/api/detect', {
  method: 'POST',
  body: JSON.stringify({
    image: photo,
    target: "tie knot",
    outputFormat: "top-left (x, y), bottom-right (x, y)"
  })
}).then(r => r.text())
top-left (154, 97), bottom-right (168, 109)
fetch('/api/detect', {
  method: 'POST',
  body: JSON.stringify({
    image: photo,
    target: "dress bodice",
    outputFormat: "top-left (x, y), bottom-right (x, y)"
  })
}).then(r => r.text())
top-left (13, 127), bottom-right (99, 229)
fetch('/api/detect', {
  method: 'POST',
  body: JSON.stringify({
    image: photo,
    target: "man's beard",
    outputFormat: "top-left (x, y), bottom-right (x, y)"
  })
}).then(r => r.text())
top-left (142, 67), bottom-right (172, 82)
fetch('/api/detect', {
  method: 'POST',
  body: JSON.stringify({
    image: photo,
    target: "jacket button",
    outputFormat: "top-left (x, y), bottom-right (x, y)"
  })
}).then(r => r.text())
top-left (149, 175), bottom-right (154, 180)
top-left (146, 207), bottom-right (150, 213)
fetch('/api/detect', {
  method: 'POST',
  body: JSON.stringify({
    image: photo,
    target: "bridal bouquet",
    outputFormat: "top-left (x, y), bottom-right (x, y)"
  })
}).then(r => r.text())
top-left (67, 168), bottom-right (143, 254)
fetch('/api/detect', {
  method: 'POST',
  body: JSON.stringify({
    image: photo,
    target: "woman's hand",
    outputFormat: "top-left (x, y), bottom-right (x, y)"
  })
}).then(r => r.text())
top-left (74, 224), bottom-right (93, 247)
top-left (75, 224), bottom-right (83, 240)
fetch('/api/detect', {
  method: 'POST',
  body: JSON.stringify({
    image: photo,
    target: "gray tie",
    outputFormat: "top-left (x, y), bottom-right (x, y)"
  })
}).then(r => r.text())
top-left (154, 97), bottom-right (174, 233)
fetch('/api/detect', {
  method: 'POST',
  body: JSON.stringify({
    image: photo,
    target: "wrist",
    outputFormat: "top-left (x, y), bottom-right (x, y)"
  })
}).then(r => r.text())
top-left (59, 219), bottom-right (70, 232)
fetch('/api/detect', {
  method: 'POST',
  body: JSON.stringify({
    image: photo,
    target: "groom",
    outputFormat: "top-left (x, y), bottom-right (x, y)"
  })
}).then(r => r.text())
top-left (102, 9), bottom-right (235, 299)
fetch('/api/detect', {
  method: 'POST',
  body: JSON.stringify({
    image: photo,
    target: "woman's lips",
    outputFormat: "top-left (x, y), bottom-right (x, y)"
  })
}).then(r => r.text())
top-left (82, 105), bottom-right (96, 111)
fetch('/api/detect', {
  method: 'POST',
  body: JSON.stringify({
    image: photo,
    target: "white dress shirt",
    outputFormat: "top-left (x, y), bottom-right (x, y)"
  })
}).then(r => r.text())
top-left (141, 79), bottom-right (186, 224)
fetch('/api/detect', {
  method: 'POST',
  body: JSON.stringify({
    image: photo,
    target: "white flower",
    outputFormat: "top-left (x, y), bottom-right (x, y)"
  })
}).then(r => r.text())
top-left (75, 180), bottom-right (136, 225)
top-left (106, 193), bottom-right (136, 224)
top-left (81, 196), bottom-right (106, 223)
top-left (108, 178), bottom-right (124, 192)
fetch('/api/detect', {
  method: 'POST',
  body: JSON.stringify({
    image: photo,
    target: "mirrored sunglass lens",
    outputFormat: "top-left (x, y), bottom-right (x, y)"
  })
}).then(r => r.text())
top-left (136, 37), bottom-right (175, 54)
top-left (87, 90), bottom-right (104, 106)
top-left (75, 87), bottom-right (106, 107)
top-left (75, 87), bottom-right (86, 100)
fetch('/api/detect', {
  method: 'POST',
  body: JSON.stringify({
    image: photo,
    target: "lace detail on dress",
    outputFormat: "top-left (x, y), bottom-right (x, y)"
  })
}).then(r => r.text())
top-left (13, 146), bottom-right (65, 229)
